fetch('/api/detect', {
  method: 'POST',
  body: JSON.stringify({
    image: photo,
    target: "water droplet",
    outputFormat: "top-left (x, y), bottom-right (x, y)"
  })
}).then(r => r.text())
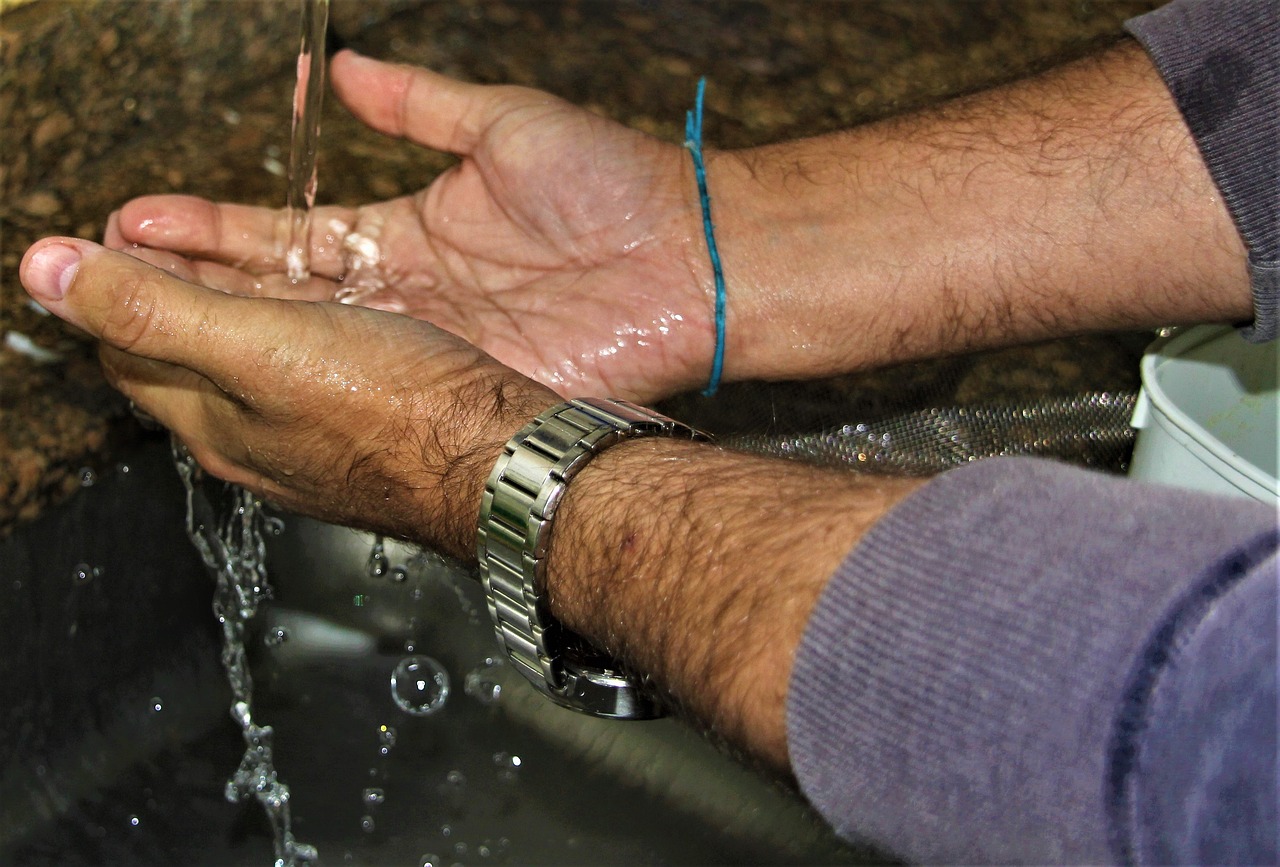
top-left (464, 658), bottom-right (503, 706)
top-left (362, 787), bottom-right (385, 806)
top-left (367, 538), bottom-right (387, 577)
top-left (389, 566), bottom-right (408, 583)
top-left (78, 467), bottom-right (96, 487)
top-left (232, 701), bottom-right (251, 728)
top-left (493, 752), bottom-right (522, 783)
top-left (378, 724), bottom-right (397, 750)
top-left (390, 656), bottom-right (450, 717)
top-left (264, 627), bottom-right (289, 647)
top-left (73, 563), bottom-right (93, 584)
top-left (492, 752), bottom-right (521, 769)
top-left (150, 697), bottom-right (163, 713)
top-left (360, 814), bottom-right (375, 833)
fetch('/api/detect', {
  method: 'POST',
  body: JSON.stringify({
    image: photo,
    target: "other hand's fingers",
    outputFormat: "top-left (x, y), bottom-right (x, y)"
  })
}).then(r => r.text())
top-left (20, 237), bottom-right (284, 383)
top-left (113, 194), bottom-right (358, 280)
top-left (331, 50), bottom-right (554, 154)
top-left (125, 244), bottom-right (338, 303)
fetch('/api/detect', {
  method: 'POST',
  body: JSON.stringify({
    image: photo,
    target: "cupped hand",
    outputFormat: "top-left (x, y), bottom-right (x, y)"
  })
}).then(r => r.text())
top-left (104, 51), bottom-right (718, 403)
top-left (21, 237), bottom-right (558, 556)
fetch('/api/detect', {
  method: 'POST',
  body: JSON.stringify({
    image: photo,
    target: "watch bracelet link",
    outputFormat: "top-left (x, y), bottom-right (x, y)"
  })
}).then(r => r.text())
top-left (476, 398), bottom-right (710, 719)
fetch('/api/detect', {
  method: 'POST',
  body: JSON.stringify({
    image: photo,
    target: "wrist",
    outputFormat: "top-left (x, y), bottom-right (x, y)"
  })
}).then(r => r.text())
top-left (415, 370), bottom-right (560, 560)
top-left (543, 433), bottom-right (924, 766)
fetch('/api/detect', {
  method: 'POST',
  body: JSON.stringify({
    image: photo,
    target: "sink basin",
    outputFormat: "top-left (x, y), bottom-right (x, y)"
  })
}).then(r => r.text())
top-left (0, 438), bottom-right (871, 865)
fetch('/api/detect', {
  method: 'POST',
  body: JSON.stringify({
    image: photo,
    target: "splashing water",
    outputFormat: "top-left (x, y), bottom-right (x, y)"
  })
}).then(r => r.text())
top-left (173, 443), bottom-right (317, 866)
top-left (169, 2), bottom-right (330, 864)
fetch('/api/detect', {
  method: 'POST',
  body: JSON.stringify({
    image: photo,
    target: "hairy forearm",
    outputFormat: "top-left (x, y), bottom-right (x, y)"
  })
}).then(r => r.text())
top-left (708, 40), bottom-right (1250, 382)
top-left (541, 438), bottom-right (922, 769)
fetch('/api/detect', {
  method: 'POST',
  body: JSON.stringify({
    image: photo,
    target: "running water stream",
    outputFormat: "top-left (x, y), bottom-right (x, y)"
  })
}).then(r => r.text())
top-left (173, 2), bottom-right (329, 864)
top-left (285, 0), bottom-right (329, 283)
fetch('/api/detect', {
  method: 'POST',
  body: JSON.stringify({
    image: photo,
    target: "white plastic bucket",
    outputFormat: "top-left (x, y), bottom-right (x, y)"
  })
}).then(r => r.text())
top-left (1129, 325), bottom-right (1278, 504)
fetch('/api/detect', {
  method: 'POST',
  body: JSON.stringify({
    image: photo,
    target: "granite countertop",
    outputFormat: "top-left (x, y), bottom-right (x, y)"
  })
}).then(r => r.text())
top-left (1, 0), bottom-right (1161, 532)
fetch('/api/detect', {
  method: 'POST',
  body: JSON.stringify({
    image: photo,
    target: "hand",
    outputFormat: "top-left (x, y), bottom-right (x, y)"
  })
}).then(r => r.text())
top-left (104, 51), bottom-right (717, 403)
top-left (20, 237), bottom-right (558, 556)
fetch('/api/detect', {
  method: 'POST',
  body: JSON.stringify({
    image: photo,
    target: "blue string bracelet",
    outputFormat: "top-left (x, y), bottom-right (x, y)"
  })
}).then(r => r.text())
top-left (684, 77), bottom-right (726, 397)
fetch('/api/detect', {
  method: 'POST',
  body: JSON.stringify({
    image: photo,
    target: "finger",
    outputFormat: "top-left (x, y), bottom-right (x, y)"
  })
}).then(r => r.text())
top-left (115, 194), bottom-right (358, 279)
top-left (100, 345), bottom-right (252, 485)
top-left (21, 237), bottom-right (284, 382)
top-left (99, 343), bottom-right (218, 432)
top-left (123, 244), bottom-right (337, 302)
top-left (331, 50), bottom-right (550, 155)
top-left (103, 210), bottom-right (125, 249)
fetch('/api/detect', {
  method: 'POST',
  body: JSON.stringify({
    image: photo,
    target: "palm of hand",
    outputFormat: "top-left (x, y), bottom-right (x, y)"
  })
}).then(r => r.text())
top-left (344, 101), bottom-right (713, 402)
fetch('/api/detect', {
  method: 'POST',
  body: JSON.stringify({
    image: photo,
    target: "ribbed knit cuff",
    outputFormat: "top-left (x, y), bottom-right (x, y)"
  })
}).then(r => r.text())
top-left (786, 457), bottom-right (1276, 863)
top-left (1125, 0), bottom-right (1280, 343)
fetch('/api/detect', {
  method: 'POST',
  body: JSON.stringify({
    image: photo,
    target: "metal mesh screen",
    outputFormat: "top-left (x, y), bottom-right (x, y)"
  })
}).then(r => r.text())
top-left (659, 334), bottom-right (1149, 477)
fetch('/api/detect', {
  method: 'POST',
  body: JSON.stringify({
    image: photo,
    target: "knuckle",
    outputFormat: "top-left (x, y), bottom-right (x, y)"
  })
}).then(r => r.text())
top-left (101, 271), bottom-right (165, 352)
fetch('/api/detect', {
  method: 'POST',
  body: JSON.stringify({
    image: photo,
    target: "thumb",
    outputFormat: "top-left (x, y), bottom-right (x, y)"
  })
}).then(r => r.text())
top-left (330, 49), bottom-right (555, 155)
top-left (20, 237), bottom-right (270, 384)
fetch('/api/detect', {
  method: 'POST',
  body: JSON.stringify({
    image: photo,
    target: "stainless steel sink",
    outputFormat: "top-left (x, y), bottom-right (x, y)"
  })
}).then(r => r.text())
top-left (0, 437), bottom-right (872, 865)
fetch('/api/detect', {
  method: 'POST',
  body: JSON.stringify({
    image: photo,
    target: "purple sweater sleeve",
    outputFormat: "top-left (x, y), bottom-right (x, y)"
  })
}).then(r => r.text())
top-left (1125, 0), bottom-right (1280, 341)
top-left (785, 4), bottom-right (1280, 862)
top-left (786, 459), bottom-right (1277, 863)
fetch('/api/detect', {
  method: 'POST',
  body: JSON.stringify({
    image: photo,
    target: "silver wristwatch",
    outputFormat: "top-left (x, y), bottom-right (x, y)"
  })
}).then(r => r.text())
top-left (476, 398), bottom-right (710, 719)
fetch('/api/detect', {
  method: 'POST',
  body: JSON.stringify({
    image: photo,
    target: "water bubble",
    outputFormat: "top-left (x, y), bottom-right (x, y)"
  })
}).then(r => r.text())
top-left (390, 656), bottom-right (450, 717)
top-left (360, 814), bottom-right (375, 833)
top-left (478, 843), bottom-right (491, 858)
top-left (264, 515), bottom-right (286, 536)
top-left (264, 627), bottom-right (289, 647)
top-left (445, 770), bottom-right (465, 787)
top-left (353, 593), bottom-right (369, 607)
top-left (419, 855), bottom-right (443, 867)
top-left (404, 640), bottom-right (416, 653)
top-left (453, 842), bottom-right (468, 857)
top-left (232, 701), bottom-right (251, 728)
top-left (150, 697), bottom-right (163, 713)
top-left (73, 563), bottom-right (94, 585)
top-left (389, 566), bottom-right (408, 583)
top-left (128, 814), bottom-right (140, 828)
top-left (362, 787), bottom-right (385, 806)
top-left (116, 462), bottom-right (131, 475)
top-left (78, 467), bottom-right (96, 487)
top-left (409, 587), bottom-right (424, 602)
top-left (441, 824), bottom-right (453, 838)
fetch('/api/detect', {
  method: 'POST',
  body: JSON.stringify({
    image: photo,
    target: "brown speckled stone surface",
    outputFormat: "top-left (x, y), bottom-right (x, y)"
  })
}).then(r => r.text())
top-left (1, 0), bottom-right (1163, 531)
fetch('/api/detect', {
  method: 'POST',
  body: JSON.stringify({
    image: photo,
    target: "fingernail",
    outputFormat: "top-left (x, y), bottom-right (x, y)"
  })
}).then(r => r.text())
top-left (23, 242), bottom-right (82, 302)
